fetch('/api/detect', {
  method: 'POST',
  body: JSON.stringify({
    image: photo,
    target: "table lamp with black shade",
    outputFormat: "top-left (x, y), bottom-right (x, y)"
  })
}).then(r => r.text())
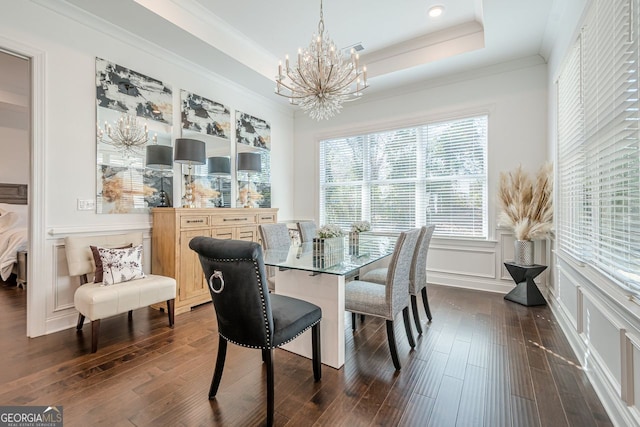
top-left (174, 138), bottom-right (206, 208)
top-left (145, 144), bottom-right (173, 207)
top-left (237, 152), bottom-right (262, 208)
top-left (208, 156), bottom-right (231, 207)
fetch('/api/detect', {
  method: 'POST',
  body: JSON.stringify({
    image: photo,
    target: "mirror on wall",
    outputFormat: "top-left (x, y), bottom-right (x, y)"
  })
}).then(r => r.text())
top-left (179, 90), bottom-right (231, 208)
top-left (96, 107), bottom-right (173, 213)
top-left (95, 58), bottom-right (173, 214)
top-left (235, 111), bottom-right (271, 208)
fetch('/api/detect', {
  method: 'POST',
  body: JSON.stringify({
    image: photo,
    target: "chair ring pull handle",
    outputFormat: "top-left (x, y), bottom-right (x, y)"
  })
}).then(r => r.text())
top-left (209, 270), bottom-right (224, 294)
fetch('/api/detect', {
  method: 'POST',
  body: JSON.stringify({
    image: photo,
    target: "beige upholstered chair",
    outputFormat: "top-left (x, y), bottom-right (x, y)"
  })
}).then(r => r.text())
top-left (258, 223), bottom-right (292, 292)
top-left (361, 225), bottom-right (436, 334)
top-left (346, 227), bottom-right (421, 370)
top-left (64, 232), bottom-right (176, 353)
top-left (296, 221), bottom-right (317, 243)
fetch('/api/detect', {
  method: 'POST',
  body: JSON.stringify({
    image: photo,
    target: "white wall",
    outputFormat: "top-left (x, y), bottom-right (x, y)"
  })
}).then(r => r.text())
top-left (293, 59), bottom-right (549, 293)
top-left (0, 126), bottom-right (28, 183)
top-left (0, 0), bottom-right (295, 335)
top-left (0, 51), bottom-right (29, 184)
top-left (545, 0), bottom-right (640, 425)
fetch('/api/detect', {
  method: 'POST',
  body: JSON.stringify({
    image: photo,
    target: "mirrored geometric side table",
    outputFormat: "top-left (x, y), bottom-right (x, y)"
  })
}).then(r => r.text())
top-left (503, 262), bottom-right (547, 306)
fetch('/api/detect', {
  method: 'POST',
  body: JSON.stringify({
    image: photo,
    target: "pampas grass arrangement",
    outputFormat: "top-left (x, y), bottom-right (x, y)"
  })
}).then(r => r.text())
top-left (498, 163), bottom-right (553, 241)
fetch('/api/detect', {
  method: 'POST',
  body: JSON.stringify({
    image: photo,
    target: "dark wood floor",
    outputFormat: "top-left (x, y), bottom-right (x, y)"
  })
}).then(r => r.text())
top-left (0, 276), bottom-right (613, 426)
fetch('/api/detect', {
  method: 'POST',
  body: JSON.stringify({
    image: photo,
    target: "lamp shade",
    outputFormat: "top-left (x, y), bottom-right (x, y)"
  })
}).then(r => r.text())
top-left (174, 138), bottom-right (206, 165)
top-left (208, 156), bottom-right (231, 176)
top-left (145, 145), bottom-right (173, 170)
top-left (237, 152), bottom-right (261, 173)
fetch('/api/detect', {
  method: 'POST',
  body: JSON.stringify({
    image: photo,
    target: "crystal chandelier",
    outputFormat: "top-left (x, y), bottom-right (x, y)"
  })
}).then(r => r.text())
top-left (275, 0), bottom-right (368, 121)
top-left (97, 113), bottom-right (154, 156)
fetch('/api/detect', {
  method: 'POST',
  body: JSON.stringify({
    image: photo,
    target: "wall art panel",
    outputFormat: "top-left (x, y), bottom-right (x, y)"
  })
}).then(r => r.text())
top-left (181, 90), bottom-right (230, 139)
top-left (95, 58), bottom-right (173, 214)
top-left (236, 111), bottom-right (271, 150)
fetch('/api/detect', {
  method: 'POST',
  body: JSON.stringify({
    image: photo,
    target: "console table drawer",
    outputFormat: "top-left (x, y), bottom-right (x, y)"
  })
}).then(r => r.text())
top-left (212, 214), bottom-right (256, 225)
top-left (152, 207), bottom-right (278, 315)
top-left (258, 213), bottom-right (277, 223)
top-left (180, 216), bottom-right (210, 228)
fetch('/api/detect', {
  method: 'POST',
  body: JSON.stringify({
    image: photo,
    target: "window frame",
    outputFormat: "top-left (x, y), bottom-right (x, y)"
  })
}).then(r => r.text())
top-left (318, 113), bottom-right (489, 239)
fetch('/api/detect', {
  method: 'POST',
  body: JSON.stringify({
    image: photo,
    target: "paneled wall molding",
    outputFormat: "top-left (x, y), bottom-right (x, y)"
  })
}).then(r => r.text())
top-left (550, 255), bottom-right (640, 427)
top-left (47, 223), bottom-right (152, 238)
top-left (52, 243), bottom-right (75, 313)
top-left (548, 294), bottom-right (640, 426)
top-left (625, 334), bottom-right (640, 417)
top-left (556, 250), bottom-right (640, 330)
top-left (422, 228), bottom-right (553, 294)
top-left (622, 332), bottom-right (637, 405)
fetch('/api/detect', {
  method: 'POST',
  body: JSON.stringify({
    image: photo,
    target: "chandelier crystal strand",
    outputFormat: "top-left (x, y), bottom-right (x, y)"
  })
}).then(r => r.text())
top-left (97, 113), bottom-right (154, 156)
top-left (275, 0), bottom-right (368, 120)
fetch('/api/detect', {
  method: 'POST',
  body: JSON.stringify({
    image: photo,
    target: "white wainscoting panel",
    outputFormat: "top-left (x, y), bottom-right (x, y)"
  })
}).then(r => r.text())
top-left (550, 254), bottom-right (640, 427)
top-left (428, 244), bottom-right (495, 279)
top-left (557, 264), bottom-right (579, 330)
top-left (633, 337), bottom-right (640, 409)
top-left (582, 294), bottom-right (623, 390)
top-left (53, 244), bottom-right (75, 312)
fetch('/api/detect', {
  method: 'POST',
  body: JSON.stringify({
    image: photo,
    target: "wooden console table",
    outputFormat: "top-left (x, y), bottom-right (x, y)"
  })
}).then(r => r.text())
top-left (151, 207), bottom-right (278, 314)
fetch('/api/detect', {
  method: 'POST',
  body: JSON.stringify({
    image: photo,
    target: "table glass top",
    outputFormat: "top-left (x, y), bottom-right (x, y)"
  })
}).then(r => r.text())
top-left (263, 233), bottom-right (396, 276)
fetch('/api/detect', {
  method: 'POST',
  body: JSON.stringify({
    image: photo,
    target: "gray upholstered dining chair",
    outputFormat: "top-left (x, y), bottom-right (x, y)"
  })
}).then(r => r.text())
top-left (258, 223), bottom-right (292, 292)
top-left (361, 225), bottom-right (436, 334)
top-left (189, 237), bottom-right (321, 427)
top-left (297, 221), bottom-right (317, 243)
top-left (345, 227), bottom-right (421, 370)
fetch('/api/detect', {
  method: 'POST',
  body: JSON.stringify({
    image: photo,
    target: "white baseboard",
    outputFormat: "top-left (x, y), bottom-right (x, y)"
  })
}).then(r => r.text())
top-left (45, 312), bottom-right (79, 335)
top-left (428, 271), bottom-right (513, 294)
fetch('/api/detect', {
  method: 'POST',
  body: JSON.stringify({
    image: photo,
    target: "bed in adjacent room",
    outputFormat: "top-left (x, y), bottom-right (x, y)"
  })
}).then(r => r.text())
top-left (0, 183), bottom-right (28, 284)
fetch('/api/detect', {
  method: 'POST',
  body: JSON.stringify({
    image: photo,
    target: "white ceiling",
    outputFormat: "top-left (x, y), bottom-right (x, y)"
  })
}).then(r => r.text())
top-left (57, 0), bottom-right (563, 104)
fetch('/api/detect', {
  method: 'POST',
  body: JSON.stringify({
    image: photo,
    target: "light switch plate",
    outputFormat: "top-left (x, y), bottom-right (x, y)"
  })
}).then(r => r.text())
top-left (77, 199), bottom-right (96, 211)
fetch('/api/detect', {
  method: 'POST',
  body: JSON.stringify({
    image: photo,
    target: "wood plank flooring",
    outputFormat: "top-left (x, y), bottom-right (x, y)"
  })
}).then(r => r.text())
top-left (0, 277), bottom-right (613, 426)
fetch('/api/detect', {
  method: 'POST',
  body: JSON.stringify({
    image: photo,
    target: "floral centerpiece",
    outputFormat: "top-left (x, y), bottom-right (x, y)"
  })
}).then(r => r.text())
top-left (314, 224), bottom-right (345, 268)
top-left (497, 163), bottom-right (553, 265)
top-left (349, 221), bottom-right (371, 255)
top-left (317, 224), bottom-right (345, 238)
top-left (350, 220), bottom-right (371, 233)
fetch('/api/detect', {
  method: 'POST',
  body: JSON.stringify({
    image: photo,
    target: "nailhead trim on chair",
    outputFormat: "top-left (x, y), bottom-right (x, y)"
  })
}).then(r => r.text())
top-left (200, 256), bottom-right (321, 350)
top-left (219, 319), bottom-right (320, 350)
top-left (253, 259), bottom-right (271, 348)
top-left (200, 256), bottom-right (273, 349)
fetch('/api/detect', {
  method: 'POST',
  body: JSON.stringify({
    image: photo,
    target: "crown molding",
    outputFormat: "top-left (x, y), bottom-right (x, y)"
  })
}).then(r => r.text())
top-left (30, 0), bottom-right (291, 115)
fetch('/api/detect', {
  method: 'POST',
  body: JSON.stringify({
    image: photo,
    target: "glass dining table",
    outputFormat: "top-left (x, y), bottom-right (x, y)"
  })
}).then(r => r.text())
top-left (263, 233), bottom-right (396, 369)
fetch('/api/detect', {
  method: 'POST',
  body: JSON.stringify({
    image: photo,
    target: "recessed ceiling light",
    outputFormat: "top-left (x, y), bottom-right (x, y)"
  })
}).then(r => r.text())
top-left (428, 5), bottom-right (444, 18)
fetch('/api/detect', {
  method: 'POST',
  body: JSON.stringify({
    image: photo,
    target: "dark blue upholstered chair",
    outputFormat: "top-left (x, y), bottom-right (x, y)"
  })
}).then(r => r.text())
top-left (189, 237), bottom-right (321, 427)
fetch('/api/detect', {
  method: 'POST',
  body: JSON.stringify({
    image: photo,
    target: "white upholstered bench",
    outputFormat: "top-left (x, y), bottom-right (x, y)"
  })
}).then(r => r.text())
top-left (64, 232), bottom-right (176, 353)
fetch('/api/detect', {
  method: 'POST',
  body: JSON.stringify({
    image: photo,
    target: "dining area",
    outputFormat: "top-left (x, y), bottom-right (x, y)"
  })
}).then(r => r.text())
top-left (190, 220), bottom-right (436, 425)
top-left (258, 222), bottom-right (436, 371)
top-left (192, 221), bottom-right (435, 370)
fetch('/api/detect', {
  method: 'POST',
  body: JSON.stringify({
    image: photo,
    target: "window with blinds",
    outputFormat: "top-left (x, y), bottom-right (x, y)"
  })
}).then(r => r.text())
top-left (557, 0), bottom-right (640, 295)
top-left (319, 115), bottom-right (488, 238)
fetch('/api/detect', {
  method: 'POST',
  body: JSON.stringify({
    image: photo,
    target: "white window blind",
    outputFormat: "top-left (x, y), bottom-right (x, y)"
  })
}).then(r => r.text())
top-left (320, 115), bottom-right (488, 238)
top-left (557, 0), bottom-right (640, 294)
